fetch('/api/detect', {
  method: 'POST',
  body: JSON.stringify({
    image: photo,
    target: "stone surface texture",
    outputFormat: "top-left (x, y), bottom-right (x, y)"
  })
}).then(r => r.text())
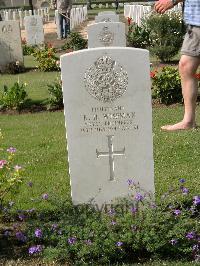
top-left (61, 47), bottom-right (154, 206)
top-left (87, 22), bottom-right (126, 48)
top-left (0, 21), bottom-right (23, 71)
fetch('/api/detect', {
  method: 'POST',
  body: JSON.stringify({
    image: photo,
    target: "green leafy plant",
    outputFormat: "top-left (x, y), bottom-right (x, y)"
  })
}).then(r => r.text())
top-left (145, 11), bottom-right (186, 62)
top-left (152, 66), bottom-right (182, 105)
top-left (21, 37), bottom-right (37, 55)
top-left (33, 44), bottom-right (60, 72)
top-left (127, 12), bottom-right (185, 62)
top-left (0, 131), bottom-right (24, 210)
top-left (1, 178), bottom-right (197, 264)
top-left (1, 162), bottom-right (200, 264)
top-left (47, 77), bottom-right (63, 110)
top-left (0, 82), bottom-right (28, 110)
top-left (23, 44), bottom-right (37, 56)
top-left (127, 22), bottom-right (151, 48)
top-left (63, 32), bottom-right (87, 51)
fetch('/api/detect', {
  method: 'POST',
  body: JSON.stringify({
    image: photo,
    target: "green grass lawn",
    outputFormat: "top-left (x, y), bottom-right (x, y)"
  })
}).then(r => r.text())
top-left (0, 56), bottom-right (59, 103)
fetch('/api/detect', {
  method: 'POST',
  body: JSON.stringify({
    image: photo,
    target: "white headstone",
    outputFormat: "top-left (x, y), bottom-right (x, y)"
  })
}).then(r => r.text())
top-left (87, 22), bottom-right (126, 48)
top-left (18, 10), bottom-right (23, 28)
top-left (95, 14), bottom-right (119, 23)
top-left (24, 15), bottom-right (44, 45)
top-left (61, 47), bottom-right (154, 206)
top-left (0, 21), bottom-right (23, 72)
top-left (98, 11), bottom-right (116, 16)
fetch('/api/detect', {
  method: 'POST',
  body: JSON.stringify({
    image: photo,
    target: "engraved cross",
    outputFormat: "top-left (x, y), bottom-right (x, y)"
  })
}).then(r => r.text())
top-left (96, 135), bottom-right (125, 181)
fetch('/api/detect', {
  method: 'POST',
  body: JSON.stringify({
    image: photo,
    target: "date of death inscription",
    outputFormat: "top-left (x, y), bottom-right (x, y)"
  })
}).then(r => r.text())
top-left (80, 105), bottom-right (139, 134)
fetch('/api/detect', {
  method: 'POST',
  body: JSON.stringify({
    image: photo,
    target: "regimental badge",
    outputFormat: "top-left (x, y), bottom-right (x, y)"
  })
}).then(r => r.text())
top-left (99, 26), bottom-right (114, 46)
top-left (101, 18), bottom-right (111, 22)
top-left (84, 55), bottom-right (128, 103)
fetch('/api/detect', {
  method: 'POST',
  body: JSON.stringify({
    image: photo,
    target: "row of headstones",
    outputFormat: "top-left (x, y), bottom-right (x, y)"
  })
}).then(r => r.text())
top-left (0, 5), bottom-right (88, 72)
top-left (124, 4), bottom-right (151, 26)
top-left (91, 3), bottom-right (124, 9)
top-left (124, 3), bottom-right (182, 26)
top-left (59, 11), bottom-right (154, 206)
top-left (55, 6), bottom-right (87, 38)
top-left (0, 15), bottom-right (45, 72)
top-left (0, 7), bottom-right (50, 28)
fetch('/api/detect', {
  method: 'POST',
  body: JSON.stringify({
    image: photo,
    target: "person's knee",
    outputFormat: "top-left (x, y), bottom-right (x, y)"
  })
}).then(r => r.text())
top-left (179, 57), bottom-right (197, 77)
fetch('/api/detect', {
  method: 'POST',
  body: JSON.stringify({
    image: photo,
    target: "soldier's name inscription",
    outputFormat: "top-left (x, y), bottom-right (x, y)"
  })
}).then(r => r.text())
top-left (80, 105), bottom-right (139, 133)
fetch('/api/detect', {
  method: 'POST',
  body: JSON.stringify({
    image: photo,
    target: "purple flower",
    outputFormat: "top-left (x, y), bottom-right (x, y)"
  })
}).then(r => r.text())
top-left (186, 231), bottom-right (196, 240)
top-left (193, 244), bottom-right (199, 251)
top-left (111, 220), bottom-right (116, 225)
top-left (35, 228), bottom-right (43, 238)
top-left (193, 196), bottom-right (200, 206)
top-left (4, 230), bottom-right (10, 237)
top-left (68, 237), bottom-right (76, 245)
top-left (85, 239), bottom-right (92, 245)
top-left (14, 165), bottom-right (22, 171)
top-left (7, 147), bottom-right (16, 153)
top-left (27, 181), bottom-right (33, 187)
top-left (42, 193), bottom-right (48, 200)
top-left (28, 245), bottom-right (43, 255)
top-left (108, 208), bottom-right (115, 216)
top-left (116, 241), bottom-right (123, 247)
top-left (130, 207), bottom-right (137, 214)
top-left (0, 160), bottom-right (7, 168)
top-left (51, 223), bottom-right (58, 231)
top-left (173, 209), bottom-right (181, 216)
top-left (170, 239), bottom-right (178, 245)
top-left (16, 231), bottom-right (27, 242)
top-left (181, 187), bottom-right (189, 195)
top-left (150, 203), bottom-right (157, 209)
top-left (127, 179), bottom-right (134, 186)
top-left (179, 178), bottom-right (185, 183)
top-left (18, 213), bottom-right (26, 221)
top-left (190, 206), bottom-right (196, 215)
top-left (135, 192), bottom-right (144, 202)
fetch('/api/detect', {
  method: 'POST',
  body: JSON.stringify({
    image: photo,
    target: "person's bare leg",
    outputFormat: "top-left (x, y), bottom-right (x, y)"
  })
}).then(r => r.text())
top-left (161, 55), bottom-right (200, 131)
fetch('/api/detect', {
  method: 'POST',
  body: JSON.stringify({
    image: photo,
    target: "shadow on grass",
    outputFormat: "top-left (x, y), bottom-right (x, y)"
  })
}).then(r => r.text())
top-left (0, 235), bottom-right (27, 260)
top-left (0, 99), bottom-right (64, 115)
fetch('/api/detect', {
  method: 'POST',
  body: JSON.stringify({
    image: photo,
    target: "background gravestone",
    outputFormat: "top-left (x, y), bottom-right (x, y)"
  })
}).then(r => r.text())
top-left (24, 15), bottom-right (44, 45)
top-left (61, 47), bottom-right (154, 206)
top-left (95, 14), bottom-right (119, 23)
top-left (98, 11), bottom-right (116, 16)
top-left (87, 22), bottom-right (126, 48)
top-left (0, 21), bottom-right (23, 72)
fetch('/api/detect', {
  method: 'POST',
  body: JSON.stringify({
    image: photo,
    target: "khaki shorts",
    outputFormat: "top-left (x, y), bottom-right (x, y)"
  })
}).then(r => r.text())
top-left (181, 25), bottom-right (200, 57)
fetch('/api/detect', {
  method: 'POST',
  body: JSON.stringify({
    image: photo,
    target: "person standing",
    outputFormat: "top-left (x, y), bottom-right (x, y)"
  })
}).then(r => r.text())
top-left (54, 0), bottom-right (72, 39)
top-left (115, 0), bottom-right (119, 11)
top-left (155, 0), bottom-right (200, 131)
